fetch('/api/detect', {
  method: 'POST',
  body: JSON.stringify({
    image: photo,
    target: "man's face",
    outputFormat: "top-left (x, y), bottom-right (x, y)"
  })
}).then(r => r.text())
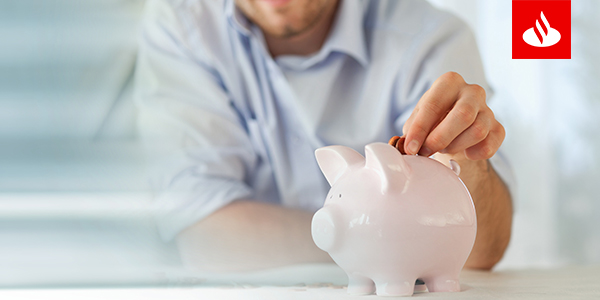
top-left (235, 0), bottom-right (338, 39)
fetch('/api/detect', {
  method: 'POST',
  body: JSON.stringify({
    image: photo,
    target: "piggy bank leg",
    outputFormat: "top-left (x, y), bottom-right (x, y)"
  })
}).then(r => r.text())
top-left (347, 274), bottom-right (375, 295)
top-left (424, 276), bottom-right (460, 293)
top-left (374, 279), bottom-right (416, 297)
top-left (414, 279), bottom-right (428, 293)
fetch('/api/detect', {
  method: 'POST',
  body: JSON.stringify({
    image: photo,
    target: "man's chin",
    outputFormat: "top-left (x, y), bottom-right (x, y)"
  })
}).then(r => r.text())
top-left (262, 24), bottom-right (305, 39)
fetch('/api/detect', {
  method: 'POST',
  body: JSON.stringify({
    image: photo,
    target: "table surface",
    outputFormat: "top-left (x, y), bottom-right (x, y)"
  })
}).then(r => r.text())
top-left (2, 265), bottom-right (599, 299)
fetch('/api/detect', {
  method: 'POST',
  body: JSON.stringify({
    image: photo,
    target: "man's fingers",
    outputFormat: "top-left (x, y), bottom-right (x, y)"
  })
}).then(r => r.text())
top-left (421, 94), bottom-right (482, 155)
top-left (440, 113), bottom-right (491, 154)
top-left (464, 122), bottom-right (505, 160)
top-left (404, 72), bottom-right (465, 155)
top-left (402, 106), bottom-right (418, 136)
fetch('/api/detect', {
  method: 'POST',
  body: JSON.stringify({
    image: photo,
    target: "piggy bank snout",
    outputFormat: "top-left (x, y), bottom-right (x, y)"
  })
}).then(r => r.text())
top-left (311, 207), bottom-right (337, 252)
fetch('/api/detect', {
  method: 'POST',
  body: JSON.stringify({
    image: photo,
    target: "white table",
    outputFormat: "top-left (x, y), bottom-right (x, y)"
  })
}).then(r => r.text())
top-left (2, 265), bottom-right (599, 299)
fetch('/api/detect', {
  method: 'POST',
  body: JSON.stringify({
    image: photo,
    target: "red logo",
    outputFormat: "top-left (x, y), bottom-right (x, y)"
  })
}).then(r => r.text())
top-left (512, 0), bottom-right (571, 59)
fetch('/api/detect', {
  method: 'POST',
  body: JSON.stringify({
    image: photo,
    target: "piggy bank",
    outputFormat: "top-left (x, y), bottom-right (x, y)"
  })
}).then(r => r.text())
top-left (311, 142), bottom-right (476, 296)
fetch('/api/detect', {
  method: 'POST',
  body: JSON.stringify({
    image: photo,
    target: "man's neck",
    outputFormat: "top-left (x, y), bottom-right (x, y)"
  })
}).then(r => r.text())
top-left (264, 3), bottom-right (339, 57)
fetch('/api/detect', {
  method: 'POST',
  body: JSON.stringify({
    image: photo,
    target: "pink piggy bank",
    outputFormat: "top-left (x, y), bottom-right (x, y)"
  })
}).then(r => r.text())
top-left (311, 142), bottom-right (476, 296)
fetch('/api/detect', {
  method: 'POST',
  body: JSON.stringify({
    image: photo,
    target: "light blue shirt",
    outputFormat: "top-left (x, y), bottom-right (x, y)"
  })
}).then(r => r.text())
top-left (135, 0), bottom-right (513, 241)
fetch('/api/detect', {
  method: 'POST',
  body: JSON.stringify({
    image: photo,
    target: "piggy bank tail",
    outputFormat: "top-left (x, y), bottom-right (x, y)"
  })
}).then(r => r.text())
top-left (311, 206), bottom-right (338, 252)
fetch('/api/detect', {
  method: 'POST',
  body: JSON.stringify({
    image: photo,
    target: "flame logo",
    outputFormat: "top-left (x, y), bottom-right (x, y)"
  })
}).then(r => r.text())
top-left (534, 12), bottom-right (550, 44)
top-left (523, 11), bottom-right (561, 47)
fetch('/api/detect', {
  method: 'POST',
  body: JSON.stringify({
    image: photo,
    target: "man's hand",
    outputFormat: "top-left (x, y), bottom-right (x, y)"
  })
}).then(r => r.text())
top-left (402, 72), bottom-right (512, 270)
top-left (402, 72), bottom-right (505, 160)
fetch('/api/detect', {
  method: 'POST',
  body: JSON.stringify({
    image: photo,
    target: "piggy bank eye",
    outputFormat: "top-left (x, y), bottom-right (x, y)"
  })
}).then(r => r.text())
top-left (338, 194), bottom-right (342, 198)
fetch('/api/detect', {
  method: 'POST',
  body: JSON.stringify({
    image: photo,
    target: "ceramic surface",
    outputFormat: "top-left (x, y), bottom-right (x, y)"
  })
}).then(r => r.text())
top-left (312, 142), bottom-right (477, 296)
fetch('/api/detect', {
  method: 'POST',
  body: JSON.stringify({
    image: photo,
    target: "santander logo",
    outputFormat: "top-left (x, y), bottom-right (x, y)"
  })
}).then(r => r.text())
top-left (522, 11), bottom-right (561, 47)
top-left (512, 0), bottom-right (570, 59)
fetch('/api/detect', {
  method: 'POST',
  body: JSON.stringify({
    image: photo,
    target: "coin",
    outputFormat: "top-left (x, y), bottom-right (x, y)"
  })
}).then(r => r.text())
top-left (388, 135), bottom-right (407, 155)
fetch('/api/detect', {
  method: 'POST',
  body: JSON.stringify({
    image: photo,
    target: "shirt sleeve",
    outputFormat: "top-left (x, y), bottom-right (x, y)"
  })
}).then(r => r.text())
top-left (393, 9), bottom-right (516, 199)
top-left (134, 0), bottom-right (256, 241)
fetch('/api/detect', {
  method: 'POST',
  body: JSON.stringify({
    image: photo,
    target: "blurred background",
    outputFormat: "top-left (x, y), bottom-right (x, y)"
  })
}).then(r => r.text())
top-left (1, 0), bottom-right (598, 287)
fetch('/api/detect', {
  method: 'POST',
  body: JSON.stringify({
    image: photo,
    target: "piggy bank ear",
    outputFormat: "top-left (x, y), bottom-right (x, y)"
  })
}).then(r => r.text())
top-left (315, 146), bottom-right (364, 186)
top-left (365, 142), bottom-right (413, 193)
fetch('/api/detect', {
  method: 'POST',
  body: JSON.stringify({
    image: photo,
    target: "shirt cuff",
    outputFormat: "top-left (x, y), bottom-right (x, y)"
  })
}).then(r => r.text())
top-left (152, 176), bottom-right (253, 241)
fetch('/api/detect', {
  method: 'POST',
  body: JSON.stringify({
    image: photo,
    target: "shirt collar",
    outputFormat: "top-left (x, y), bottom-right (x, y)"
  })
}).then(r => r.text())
top-left (225, 0), bottom-right (252, 36)
top-left (225, 0), bottom-right (369, 67)
top-left (323, 0), bottom-right (369, 67)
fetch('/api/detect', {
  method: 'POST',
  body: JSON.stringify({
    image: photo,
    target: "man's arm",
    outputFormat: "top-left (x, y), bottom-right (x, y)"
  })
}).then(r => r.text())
top-left (403, 71), bottom-right (513, 270)
top-left (176, 200), bottom-right (332, 272)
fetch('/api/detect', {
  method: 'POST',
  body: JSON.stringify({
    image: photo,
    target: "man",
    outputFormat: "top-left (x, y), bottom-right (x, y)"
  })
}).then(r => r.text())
top-left (135, 0), bottom-right (513, 272)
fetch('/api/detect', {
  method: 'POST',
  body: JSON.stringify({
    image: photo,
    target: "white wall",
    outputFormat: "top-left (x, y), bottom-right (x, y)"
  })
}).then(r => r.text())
top-left (0, 0), bottom-right (142, 139)
top-left (0, 1), bottom-right (173, 288)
